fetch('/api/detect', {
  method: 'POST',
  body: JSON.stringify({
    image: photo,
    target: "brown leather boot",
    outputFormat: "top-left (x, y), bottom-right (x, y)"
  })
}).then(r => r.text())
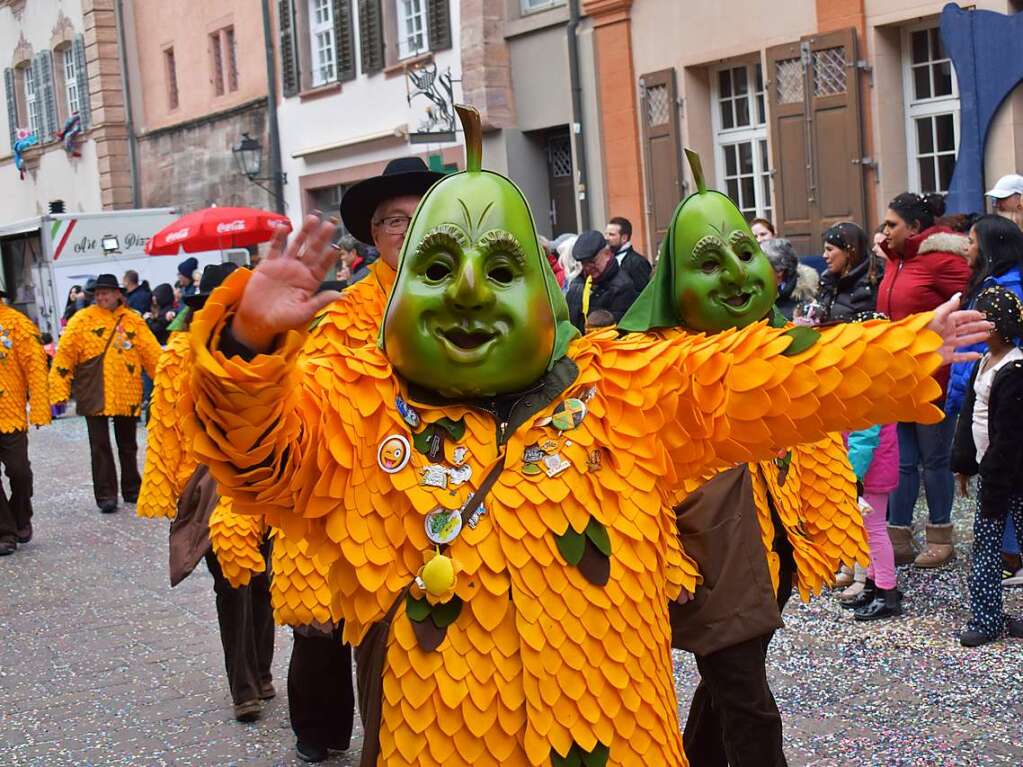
top-left (888, 525), bottom-right (917, 566)
top-left (914, 523), bottom-right (955, 568)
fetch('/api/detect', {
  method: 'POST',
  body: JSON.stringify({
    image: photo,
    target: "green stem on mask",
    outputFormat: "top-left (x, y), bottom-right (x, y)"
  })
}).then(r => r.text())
top-left (685, 148), bottom-right (707, 194)
top-left (455, 104), bottom-right (483, 174)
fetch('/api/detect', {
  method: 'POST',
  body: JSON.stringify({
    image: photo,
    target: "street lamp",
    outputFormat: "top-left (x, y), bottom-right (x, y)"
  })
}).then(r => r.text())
top-left (232, 133), bottom-right (263, 180)
top-left (232, 132), bottom-right (286, 211)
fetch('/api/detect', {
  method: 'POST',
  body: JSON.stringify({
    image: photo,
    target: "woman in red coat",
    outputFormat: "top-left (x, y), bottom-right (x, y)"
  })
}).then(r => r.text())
top-left (878, 192), bottom-right (972, 569)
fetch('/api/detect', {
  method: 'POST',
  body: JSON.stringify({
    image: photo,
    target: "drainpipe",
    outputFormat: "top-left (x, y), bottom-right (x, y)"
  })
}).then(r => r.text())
top-left (567, 0), bottom-right (590, 231)
top-left (261, 0), bottom-right (286, 214)
top-left (114, 0), bottom-right (141, 208)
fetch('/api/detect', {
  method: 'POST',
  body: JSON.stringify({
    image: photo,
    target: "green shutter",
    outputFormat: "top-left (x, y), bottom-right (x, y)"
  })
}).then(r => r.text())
top-left (36, 51), bottom-right (59, 140)
top-left (72, 35), bottom-right (91, 129)
top-left (4, 68), bottom-right (17, 148)
top-left (358, 0), bottom-right (385, 74)
top-left (427, 0), bottom-right (451, 52)
top-left (333, 0), bottom-right (356, 82)
top-left (279, 0), bottom-right (300, 96)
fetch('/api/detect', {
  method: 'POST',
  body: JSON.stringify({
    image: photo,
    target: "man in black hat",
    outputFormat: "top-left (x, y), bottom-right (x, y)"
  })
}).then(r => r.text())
top-left (50, 274), bottom-right (162, 513)
top-left (565, 229), bottom-right (640, 332)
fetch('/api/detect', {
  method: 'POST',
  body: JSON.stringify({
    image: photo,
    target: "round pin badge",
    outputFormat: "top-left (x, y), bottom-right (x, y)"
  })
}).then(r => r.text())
top-left (377, 434), bottom-right (412, 473)
top-left (424, 507), bottom-right (463, 545)
top-left (551, 398), bottom-right (587, 432)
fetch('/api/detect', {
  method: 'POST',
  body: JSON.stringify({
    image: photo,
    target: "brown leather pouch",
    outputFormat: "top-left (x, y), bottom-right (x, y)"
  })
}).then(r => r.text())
top-left (72, 322), bottom-right (119, 416)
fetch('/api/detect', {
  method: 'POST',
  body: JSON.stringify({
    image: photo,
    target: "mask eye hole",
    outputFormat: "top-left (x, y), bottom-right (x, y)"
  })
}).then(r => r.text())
top-left (737, 248), bottom-right (753, 262)
top-left (488, 266), bottom-right (514, 285)
top-left (701, 260), bottom-right (718, 273)
top-left (425, 262), bottom-right (451, 282)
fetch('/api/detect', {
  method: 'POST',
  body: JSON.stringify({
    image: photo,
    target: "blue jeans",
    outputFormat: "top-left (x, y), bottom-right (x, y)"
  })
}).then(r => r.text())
top-left (1004, 516), bottom-right (1020, 556)
top-left (888, 418), bottom-right (955, 526)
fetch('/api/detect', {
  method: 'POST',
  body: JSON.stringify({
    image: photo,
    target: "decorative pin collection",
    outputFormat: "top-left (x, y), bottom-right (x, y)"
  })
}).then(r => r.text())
top-left (378, 388), bottom-right (598, 547)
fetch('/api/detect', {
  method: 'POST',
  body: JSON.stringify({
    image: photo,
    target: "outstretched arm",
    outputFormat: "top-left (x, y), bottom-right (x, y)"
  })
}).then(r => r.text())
top-left (184, 217), bottom-right (347, 533)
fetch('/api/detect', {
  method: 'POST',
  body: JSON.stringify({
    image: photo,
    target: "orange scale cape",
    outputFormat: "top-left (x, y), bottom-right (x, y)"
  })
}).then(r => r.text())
top-left (0, 305), bottom-right (50, 432)
top-left (184, 268), bottom-right (946, 767)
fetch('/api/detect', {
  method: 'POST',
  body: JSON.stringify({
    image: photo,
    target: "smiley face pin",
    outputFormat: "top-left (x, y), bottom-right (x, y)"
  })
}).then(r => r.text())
top-left (377, 434), bottom-right (412, 473)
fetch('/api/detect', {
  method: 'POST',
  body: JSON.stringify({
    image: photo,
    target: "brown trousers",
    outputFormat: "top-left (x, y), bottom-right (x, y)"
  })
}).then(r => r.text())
top-left (0, 430), bottom-right (32, 542)
top-left (205, 539), bottom-right (275, 705)
top-left (85, 415), bottom-right (141, 507)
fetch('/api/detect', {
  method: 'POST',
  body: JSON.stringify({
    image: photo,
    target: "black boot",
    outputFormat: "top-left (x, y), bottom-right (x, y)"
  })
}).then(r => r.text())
top-left (840, 578), bottom-right (876, 610)
top-left (854, 587), bottom-right (903, 621)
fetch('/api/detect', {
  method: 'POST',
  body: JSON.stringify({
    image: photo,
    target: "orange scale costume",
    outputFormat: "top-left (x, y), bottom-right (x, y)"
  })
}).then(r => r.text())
top-left (0, 304), bottom-right (50, 432)
top-left (185, 265), bottom-right (947, 767)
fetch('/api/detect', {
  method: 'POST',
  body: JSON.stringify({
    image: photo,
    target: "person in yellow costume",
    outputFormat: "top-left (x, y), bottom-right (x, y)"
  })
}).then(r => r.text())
top-left (50, 273), bottom-right (161, 513)
top-left (618, 150), bottom-right (868, 767)
top-left (0, 292), bottom-right (50, 556)
top-left (137, 262), bottom-right (275, 724)
top-left (183, 106), bottom-right (989, 767)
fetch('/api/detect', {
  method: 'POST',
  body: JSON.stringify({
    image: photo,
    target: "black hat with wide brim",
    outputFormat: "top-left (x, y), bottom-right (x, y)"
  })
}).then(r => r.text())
top-left (340, 157), bottom-right (445, 245)
top-left (183, 262), bottom-right (240, 310)
top-left (93, 274), bottom-right (124, 292)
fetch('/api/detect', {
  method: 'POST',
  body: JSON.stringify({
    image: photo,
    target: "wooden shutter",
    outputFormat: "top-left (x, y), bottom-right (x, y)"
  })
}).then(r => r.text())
top-left (427, 0), bottom-right (451, 52)
top-left (767, 28), bottom-right (865, 253)
top-left (333, 0), bottom-right (357, 81)
top-left (4, 68), bottom-right (17, 148)
top-left (638, 68), bottom-right (683, 257)
top-left (279, 0), bottom-right (300, 96)
top-left (358, 0), bottom-right (385, 74)
top-left (34, 52), bottom-right (58, 140)
top-left (73, 35), bottom-right (91, 128)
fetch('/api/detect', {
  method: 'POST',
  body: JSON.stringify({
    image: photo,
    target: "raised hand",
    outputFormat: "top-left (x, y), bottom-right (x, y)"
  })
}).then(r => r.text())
top-left (926, 293), bottom-right (993, 366)
top-left (234, 215), bottom-right (343, 352)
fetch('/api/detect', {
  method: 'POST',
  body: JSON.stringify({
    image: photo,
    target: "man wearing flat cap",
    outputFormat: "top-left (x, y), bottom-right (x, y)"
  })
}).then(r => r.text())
top-left (50, 274), bottom-right (162, 513)
top-left (565, 229), bottom-right (640, 332)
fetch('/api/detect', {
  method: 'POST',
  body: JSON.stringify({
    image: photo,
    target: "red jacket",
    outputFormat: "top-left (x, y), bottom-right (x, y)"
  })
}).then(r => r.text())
top-left (877, 225), bottom-right (971, 396)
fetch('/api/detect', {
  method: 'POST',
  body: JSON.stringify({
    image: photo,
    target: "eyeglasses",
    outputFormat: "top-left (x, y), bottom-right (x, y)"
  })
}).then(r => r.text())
top-left (372, 215), bottom-right (412, 235)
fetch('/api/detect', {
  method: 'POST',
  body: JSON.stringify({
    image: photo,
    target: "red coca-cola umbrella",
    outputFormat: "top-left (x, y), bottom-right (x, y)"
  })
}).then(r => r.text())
top-left (145, 206), bottom-right (291, 255)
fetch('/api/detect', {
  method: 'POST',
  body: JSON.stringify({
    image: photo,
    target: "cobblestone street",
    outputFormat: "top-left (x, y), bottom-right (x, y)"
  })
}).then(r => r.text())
top-left (2, 416), bottom-right (1022, 766)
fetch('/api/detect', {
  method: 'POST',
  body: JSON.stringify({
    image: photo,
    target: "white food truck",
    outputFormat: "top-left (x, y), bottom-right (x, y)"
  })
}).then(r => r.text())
top-left (0, 208), bottom-right (245, 338)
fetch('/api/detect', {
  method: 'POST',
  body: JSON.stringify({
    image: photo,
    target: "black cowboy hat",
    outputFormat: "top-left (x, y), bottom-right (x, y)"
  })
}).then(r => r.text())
top-left (339, 157), bottom-right (444, 245)
top-left (184, 262), bottom-right (240, 309)
top-left (93, 274), bottom-right (124, 292)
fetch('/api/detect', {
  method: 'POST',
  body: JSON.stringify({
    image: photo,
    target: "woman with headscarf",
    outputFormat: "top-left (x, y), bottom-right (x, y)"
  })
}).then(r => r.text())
top-left (951, 286), bottom-right (1023, 646)
top-left (146, 283), bottom-right (177, 346)
top-left (816, 222), bottom-right (882, 322)
top-left (761, 237), bottom-right (819, 319)
top-left (878, 192), bottom-right (972, 569)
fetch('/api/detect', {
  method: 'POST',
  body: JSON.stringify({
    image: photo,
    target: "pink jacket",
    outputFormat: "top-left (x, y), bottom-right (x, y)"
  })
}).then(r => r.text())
top-left (845, 423), bottom-right (900, 495)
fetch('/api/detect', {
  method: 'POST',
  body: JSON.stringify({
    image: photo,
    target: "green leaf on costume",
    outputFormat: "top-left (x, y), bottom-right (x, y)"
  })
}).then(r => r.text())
top-left (307, 313), bottom-right (327, 332)
top-left (768, 306), bottom-right (788, 328)
top-left (584, 517), bottom-right (612, 557)
top-left (555, 527), bottom-right (586, 566)
top-left (551, 746), bottom-right (583, 767)
top-left (405, 592), bottom-right (431, 623)
top-left (781, 326), bottom-right (821, 356)
top-left (581, 743), bottom-right (610, 767)
top-left (413, 425), bottom-right (436, 455)
top-left (430, 596), bottom-right (463, 628)
top-left (435, 417), bottom-right (466, 441)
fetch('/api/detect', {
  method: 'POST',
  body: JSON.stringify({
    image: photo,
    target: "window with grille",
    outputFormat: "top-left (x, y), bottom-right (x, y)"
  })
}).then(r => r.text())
top-left (902, 23), bottom-right (959, 195)
top-left (712, 62), bottom-right (772, 222)
top-left (396, 0), bottom-right (428, 60)
top-left (23, 64), bottom-right (41, 135)
top-left (521, 0), bottom-right (565, 13)
top-left (63, 47), bottom-right (81, 117)
top-left (210, 32), bottom-right (225, 96)
top-left (225, 27), bottom-right (239, 91)
top-left (309, 0), bottom-right (337, 85)
top-left (165, 48), bottom-right (179, 109)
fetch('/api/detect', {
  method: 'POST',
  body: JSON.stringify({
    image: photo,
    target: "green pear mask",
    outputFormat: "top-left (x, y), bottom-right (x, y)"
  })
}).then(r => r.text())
top-left (619, 150), bottom-right (777, 334)
top-left (381, 106), bottom-right (578, 398)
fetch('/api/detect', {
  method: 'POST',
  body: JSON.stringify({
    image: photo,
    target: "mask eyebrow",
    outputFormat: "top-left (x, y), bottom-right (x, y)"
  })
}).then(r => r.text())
top-left (692, 234), bottom-right (727, 260)
top-left (728, 230), bottom-right (756, 249)
top-left (412, 223), bottom-right (469, 262)
top-left (477, 229), bottom-right (526, 267)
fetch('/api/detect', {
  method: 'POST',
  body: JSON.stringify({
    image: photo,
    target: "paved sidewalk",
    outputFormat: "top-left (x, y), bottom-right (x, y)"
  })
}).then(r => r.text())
top-left (2, 416), bottom-right (1021, 766)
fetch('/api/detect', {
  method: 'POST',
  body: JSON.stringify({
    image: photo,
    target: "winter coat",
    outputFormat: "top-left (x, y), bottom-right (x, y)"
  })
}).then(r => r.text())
top-left (566, 257), bottom-right (639, 332)
top-left (952, 357), bottom-right (1023, 519)
top-left (774, 262), bottom-right (819, 319)
top-left (846, 423), bottom-right (899, 495)
top-left (877, 226), bottom-right (971, 397)
top-left (147, 284), bottom-right (177, 346)
top-left (815, 257), bottom-right (882, 322)
top-left (546, 250), bottom-right (566, 289)
top-left (125, 282), bottom-right (152, 315)
top-left (0, 304), bottom-right (51, 432)
top-left (49, 304), bottom-right (162, 416)
top-left (945, 264), bottom-right (1023, 416)
top-left (618, 245), bottom-right (652, 291)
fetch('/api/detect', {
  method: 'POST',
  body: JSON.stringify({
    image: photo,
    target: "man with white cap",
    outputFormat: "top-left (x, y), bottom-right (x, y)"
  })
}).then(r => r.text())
top-left (986, 174), bottom-right (1023, 227)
